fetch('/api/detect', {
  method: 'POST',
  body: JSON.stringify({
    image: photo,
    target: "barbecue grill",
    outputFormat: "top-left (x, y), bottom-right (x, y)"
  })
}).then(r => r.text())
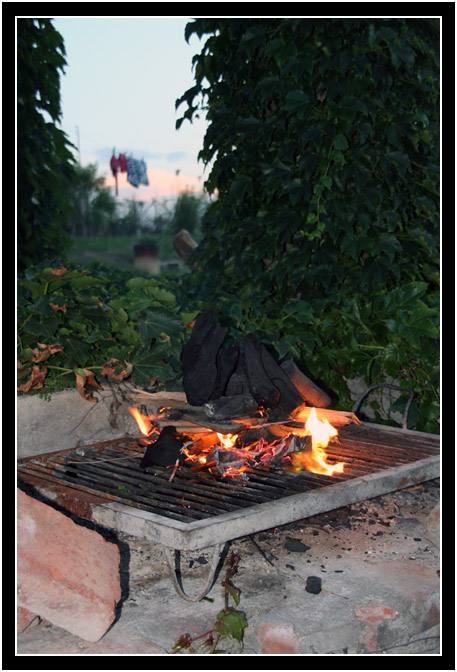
top-left (17, 420), bottom-right (440, 601)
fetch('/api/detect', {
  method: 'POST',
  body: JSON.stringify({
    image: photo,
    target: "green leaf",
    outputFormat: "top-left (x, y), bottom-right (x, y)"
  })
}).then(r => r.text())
top-left (214, 608), bottom-right (248, 642)
top-left (373, 233), bottom-right (402, 262)
top-left (229, 174), bottom-right (252, 201)
top-left (222, 580), bottom-right (240, 606)
top-left (19, 278), bottom-right (44, 298)
top-left (284, 89), bottom-right (310, 113)
top-left (60, 338), bottom-right (91, 366)
top-left (329, 96), bottom-right (364, 122)
top-left (330, 150), bottom-right (345, 163)
top-left (376, 26), bottom-right (398, 43)
top-left (70, 276), bottom-right (100, 290)
top-left (139, 309), bottom-right (184, 347)
top-left (265, 38), bottom-right (295, 67)
top-left (333, 133), bottom-right (348, 151)
top-left (321, 175), bottom-right (332, 189)
top-left (126, 277), bottom-right (156, 290)
top-left (130, 347), bottom-right (178, 386)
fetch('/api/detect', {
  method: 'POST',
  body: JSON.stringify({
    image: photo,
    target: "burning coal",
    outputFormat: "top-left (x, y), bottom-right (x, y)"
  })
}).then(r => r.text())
top-left (129, 405), bottom-right (344, 479)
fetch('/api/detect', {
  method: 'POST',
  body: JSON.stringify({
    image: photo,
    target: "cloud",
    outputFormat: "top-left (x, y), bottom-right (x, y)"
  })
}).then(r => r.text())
top-left (165, 151), bottom-right (188, 162)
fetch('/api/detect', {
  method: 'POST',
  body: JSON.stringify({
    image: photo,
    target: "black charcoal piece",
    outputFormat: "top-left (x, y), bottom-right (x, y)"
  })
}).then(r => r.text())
top-left (225, 370), bottom-right (250, 396)
top-left (140, 426), bottom-right (186, 470)
top-left (241, 334), bottom-right (303, 414)
top-left (181, 309), bottom-right (228, 405)
top-left (240, 334), bottom-right (280, 408)
top-left (305, 576), bottom-right (322, 594)
top-left (203, 393), bottom-right (258, 420)
top-left (305, 576), bottom-right (322, 595)
top-left (210, 344), bottom-right (239, 400)
top-left (284, 537), bottom-right (311, 553)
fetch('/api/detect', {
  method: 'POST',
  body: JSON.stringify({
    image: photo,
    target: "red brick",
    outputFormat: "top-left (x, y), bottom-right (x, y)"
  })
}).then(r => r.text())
top-left (258, 622), bottom-right (300, 654)
top-left (17, 606), bottom-right (39, 634)
top-left (17, 489), bottom-right (121, 642)
top-left (355, 604), bottom-right (395, 623)
top-left (355, 603), bottom-right (395, 652)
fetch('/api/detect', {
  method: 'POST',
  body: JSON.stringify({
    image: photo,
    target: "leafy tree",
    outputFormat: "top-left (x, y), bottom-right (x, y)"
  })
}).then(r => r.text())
top-left (17, 18), bottom-right (76, 269)
top-left (176, 18), bottom-right (440, 432)
top-left (121, 198), bottom-right (149, 235)
top-left (171, 190), bottom-right (207, 236)
top-left (66, 164), bottom-right (112, 236)
top-left (90, 188), bottom-right (120, 236)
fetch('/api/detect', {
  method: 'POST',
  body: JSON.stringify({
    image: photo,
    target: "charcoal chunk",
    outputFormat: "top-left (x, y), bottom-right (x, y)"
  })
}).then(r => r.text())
top-left (210, 344), bottom-right (239, 400)
top-left (203, 393), bottom-right (258, 420)
top-left (140, 426), bottom-right (186, 470)
top-left (181, 309), bottom-right (228, 405)
top-left (240, 334), bottom-right (280, 408)
top-left (284, 536), bottom-right (311, 553)
top-left (225, 370), bottom-right (250, 396)
top-left (305, 576), bottom-right (322, 594)
top-left (241, 334), bottom-right (303, 414)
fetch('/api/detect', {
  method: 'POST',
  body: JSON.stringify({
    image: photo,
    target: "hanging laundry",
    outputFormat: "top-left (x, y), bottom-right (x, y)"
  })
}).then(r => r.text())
top-left (127, 157), bottom-right (140, 188)
top-left (127, 157), bottom-right (149, 188)
top-left (139, 159), bottom-right (149, 186)
top-left (119, 153), bottom-right (128, 173)
top-left (110, 151), bottom-right (120, 196)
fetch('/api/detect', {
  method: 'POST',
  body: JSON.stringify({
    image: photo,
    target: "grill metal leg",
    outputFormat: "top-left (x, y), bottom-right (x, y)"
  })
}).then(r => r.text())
top-left (164, 543), bottom-right (229, 602)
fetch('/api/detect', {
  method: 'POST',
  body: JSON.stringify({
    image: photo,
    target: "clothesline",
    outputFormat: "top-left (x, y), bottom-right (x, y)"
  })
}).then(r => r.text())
top-left (110, 149), bottom-right (149, 196)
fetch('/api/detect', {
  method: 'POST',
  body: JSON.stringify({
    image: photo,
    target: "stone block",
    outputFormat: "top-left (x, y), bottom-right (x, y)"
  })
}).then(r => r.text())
top-left (17, 606), bottom-right (39, 634)
top-left (17, 489), bottom-right (121, 642)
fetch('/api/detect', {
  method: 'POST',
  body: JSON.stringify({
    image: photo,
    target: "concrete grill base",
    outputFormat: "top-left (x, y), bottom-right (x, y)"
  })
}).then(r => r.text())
top-left (17, 479), bottom-right (440, 655)
top-left (16, 396), bottom-right (441, 654)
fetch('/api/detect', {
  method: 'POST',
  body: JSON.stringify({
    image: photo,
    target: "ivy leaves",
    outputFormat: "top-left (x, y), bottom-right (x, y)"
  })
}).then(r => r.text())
top-left (172, 552), bottom-right (247, 654)
top-left (175, 18), bottom-right (439, 433)
top-left (17, 19), bottom-right (76, 270)
top-left (17, 263), bottom-right (192, 398)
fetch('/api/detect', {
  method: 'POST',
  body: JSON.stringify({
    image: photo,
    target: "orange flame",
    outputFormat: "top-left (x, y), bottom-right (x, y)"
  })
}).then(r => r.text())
top-left (291, 407), bottom-right (344, 476)
top-left (131, 402), bottom-right (344, 479)
top-left (129, 407), bottom-right (154, 436)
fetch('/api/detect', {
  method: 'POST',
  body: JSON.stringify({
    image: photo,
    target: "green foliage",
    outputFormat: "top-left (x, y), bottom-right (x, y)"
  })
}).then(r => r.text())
top-left (17, 262), bottom-right (195, 398)
top-left (175, 18), bottom-right (440, 433)
top-left (65, 164), bottom-right (118, 237)
top-left (17, 18), bottom-right (76, 270)
top-left (171, 552), bottom-right (247, 654)
top-left (171, 190), bottom-right (208, 236)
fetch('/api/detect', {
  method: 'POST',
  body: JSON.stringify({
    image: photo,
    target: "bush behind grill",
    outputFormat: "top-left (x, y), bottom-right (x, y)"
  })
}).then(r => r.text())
top-left (174, 18), bottom-right (440, 434)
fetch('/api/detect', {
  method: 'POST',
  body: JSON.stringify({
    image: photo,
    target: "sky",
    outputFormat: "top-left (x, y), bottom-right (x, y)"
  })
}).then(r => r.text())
top-left (52, 17), bottom-right (210, 203)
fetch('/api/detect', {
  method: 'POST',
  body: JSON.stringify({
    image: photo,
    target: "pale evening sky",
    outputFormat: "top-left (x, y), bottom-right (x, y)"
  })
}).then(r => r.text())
top-left (52, 16), bottom-right (210, 203)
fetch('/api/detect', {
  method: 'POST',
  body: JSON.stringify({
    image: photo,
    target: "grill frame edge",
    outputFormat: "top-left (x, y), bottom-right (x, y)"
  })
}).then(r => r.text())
top-left (87, 453), bottom-right (439, 550)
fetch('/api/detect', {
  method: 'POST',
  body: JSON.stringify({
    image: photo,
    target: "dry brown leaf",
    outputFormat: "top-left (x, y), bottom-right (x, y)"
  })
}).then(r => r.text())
top-left (101, 358), bottom-right (133, 381)
top-left (50, 303), bottom-right (66, 313)
top-left (17, 365), bottom-right (47, 392)
top-left (30, 343), bottom-right (64, 363)
top-left (75, 368), bottom-right (103, 402)
top-left (50, 264), bottom-right (68, 276)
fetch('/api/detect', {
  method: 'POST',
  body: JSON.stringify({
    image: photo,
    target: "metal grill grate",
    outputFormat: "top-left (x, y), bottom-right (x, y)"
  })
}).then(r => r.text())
top-left (17, 422), bottom-right (440, 551)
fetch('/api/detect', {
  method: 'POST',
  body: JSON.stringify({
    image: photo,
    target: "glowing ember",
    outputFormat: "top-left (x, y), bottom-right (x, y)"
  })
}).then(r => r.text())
top-left (216, 432), bottom-right (238, 449)
top-left (130, 403), bottom-right (344, 479)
